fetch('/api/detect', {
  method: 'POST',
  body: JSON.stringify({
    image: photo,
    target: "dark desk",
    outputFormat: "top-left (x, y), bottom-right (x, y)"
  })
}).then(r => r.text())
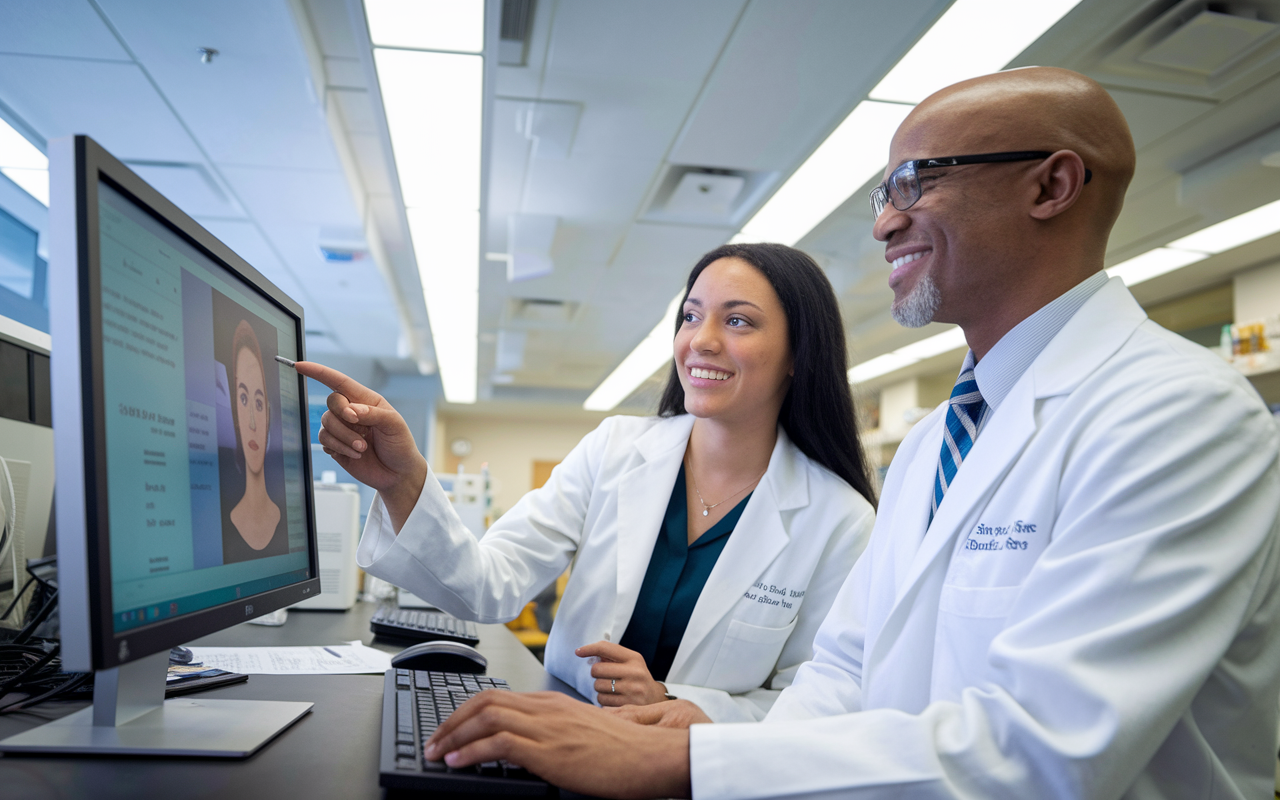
top-left (0, 602), bottom-right (579, 799)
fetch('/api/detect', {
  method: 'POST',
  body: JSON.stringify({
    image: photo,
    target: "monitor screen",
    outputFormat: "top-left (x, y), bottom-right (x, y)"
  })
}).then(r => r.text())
top-left (95, 180), bottom-right (312, 634)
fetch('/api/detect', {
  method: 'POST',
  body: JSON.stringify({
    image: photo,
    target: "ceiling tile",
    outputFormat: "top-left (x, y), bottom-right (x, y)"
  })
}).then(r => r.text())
top-left (0, 54), bottom-right (202, 162)
top-left (0, 0), bottom-right (130, 61)
top-left (669, 0), bottom-right (950, 171)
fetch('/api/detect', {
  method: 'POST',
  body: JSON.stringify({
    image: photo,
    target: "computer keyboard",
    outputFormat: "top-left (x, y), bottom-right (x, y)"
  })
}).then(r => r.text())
top-left (379, 669), bottom-right (551, 795)
top-left (370, 606), bottom-right (481, 646)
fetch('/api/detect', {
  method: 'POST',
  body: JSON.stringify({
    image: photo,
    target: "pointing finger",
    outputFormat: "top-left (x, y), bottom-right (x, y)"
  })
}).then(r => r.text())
top-left (294, 361), bottom-right (383, 405)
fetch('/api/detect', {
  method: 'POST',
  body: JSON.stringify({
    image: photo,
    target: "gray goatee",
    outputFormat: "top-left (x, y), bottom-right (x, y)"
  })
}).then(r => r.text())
top-left (891, 271), bottom-right (941, 328)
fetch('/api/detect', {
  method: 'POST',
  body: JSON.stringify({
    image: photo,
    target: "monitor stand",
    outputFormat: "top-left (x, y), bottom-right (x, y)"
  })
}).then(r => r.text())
top-left (0, 650), bottom-right (312, 757)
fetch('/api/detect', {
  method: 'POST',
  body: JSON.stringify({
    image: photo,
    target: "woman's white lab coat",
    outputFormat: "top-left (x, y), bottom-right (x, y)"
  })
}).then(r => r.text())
top-left (356, 413), bottom-right (874, 722)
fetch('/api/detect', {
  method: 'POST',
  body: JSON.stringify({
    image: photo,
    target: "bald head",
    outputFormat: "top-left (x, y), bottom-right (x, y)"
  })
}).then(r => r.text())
top-left (875, 67), bottom-right (1138, 357)
top-left (898, 66), bottom-right (1136, 234)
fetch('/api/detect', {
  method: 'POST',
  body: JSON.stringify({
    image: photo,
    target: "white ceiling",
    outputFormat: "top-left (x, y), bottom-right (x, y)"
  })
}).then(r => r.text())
top-left (5, 0), bottom-right (1280, 417)
top-left (0, 0), bottom-right (403, 361)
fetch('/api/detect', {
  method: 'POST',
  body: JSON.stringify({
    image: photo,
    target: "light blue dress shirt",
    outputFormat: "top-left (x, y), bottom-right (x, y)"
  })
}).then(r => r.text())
top-left (966, 270), bottom-right (1109, 421)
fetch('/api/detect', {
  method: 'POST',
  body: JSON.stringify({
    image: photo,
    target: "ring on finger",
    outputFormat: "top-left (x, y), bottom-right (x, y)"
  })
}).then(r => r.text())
top-left (611, 678), bottom-right (616, 694)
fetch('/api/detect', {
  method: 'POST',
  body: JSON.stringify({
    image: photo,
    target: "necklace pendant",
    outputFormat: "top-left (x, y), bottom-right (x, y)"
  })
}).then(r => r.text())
top-left (702, 509), bottom-right (709, 517)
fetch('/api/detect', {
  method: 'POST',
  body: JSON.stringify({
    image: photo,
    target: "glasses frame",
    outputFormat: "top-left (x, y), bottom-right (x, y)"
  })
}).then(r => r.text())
top-left (869, 150), bottom-right (1092, 218)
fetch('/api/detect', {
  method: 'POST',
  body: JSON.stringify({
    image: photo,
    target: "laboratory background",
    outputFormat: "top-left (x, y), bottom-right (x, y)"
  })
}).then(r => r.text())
top-left (1, 0), bottom-right (1280, 792)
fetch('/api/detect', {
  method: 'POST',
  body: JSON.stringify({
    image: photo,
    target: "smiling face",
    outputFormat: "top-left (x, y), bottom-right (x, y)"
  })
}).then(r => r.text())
top-left (235, 345), bottom-right (269, 476)
top-left (871, 68), bottom-right (1136, 338)
top-left (674, 257), bottom-right (793, 425)
top-left (874, 120), bottom-right (1031, 330)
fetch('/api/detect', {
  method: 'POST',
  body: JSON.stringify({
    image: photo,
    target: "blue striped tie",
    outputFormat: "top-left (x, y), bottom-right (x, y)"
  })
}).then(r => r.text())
top-left (932, 368), bottom-right (987, 522)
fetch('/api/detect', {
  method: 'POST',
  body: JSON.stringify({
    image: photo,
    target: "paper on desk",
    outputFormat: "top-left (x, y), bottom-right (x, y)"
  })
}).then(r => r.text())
top-left (185, 640), bottom-right (392, 675)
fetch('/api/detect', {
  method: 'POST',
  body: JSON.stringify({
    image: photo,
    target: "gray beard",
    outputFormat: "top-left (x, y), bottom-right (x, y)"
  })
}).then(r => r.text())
top-left (891, 272), bottom-right (941, 328)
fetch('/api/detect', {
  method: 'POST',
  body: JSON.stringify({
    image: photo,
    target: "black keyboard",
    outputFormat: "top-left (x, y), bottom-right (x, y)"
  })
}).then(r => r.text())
top-left (379, 669), bottom-right (551, 795)
top-left (371, 606), bottom-right (481, 646)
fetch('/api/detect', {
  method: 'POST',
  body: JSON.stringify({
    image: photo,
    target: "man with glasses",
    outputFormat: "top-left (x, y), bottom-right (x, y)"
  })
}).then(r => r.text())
top-left (422, 67), bottom-right (1280, 799)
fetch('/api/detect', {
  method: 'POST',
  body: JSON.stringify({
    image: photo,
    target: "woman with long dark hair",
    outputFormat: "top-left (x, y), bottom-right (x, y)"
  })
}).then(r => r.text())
top-left (298, 242), bottom-right (876, 722)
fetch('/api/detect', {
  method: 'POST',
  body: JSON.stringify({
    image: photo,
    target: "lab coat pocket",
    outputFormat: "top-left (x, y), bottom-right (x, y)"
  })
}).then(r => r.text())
top-left (933, 583), bottom-right (1022, 701)
top-left (707, 617), bottom-right (799, 694)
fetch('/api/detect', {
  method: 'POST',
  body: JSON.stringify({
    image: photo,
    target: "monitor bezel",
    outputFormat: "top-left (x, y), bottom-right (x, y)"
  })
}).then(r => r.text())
top-left (55, 135), bottom-right (321, 671)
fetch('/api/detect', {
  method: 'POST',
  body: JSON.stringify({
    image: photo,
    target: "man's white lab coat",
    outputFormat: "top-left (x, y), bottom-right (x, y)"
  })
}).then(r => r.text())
top-left (690, 277), bottom-right (1280, 798)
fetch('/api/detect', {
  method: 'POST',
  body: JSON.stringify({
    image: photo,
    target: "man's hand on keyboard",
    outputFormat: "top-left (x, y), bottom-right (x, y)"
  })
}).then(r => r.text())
top-left (607, 699), bottom-right (711, 729)
top-left (423, 690), bottom-right (691, 800)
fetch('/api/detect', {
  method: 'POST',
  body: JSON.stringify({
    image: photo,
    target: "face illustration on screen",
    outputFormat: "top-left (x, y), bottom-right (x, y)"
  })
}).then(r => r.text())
top-left (236, 345), bottom-right (268, 475)
top-left (229, 319), bottom-right (281, 550)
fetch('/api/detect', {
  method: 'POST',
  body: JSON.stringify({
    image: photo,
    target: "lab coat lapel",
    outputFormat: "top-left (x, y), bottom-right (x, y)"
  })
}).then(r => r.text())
top-left (864, 377), bottom-right (1038, 708)
top-left (612, 415), bottom-right (695, 635)
top-left (666, 429), bottom-right (801, 678)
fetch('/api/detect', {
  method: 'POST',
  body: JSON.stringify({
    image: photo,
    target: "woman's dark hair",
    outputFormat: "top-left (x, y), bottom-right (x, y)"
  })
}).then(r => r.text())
top-left (657, 243), bottom-right (877, 507)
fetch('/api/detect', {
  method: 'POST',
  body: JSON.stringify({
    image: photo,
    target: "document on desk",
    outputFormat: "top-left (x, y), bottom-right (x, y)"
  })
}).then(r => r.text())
top-left (186, 640), bottom-right (393, 675)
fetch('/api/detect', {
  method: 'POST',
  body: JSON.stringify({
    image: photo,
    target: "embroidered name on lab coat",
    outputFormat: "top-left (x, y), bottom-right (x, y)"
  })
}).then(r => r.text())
top-left (964, 521), bottom-right (1037, 553)
top-left (743, 581), bottom-right (804, 608)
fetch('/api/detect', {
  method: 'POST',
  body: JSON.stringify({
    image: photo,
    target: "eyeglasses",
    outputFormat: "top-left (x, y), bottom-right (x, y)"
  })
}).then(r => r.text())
top-left (869, 150), bottom-right (1092, 218)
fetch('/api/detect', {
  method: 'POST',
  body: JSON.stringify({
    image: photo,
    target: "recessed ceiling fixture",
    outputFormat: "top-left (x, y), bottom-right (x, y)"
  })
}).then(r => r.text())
top-left (584, 291), bottom-right (684, 411)
top-left (0, 118), bottom-right (47, 205)
top-left (366, 0), bottom-right (485, 403)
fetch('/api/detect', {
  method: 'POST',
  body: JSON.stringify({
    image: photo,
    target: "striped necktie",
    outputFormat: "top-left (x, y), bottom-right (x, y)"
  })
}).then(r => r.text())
top-left (932, 367), bottom-right (987, 521)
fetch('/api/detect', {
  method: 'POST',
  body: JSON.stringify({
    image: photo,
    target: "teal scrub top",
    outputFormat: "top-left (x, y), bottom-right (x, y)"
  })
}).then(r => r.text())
top-left (619, 464), bottom-right (751, 682)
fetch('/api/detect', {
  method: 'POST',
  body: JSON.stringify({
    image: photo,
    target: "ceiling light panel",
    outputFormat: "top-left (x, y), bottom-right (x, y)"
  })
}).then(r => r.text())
top-left (584, 291), bottom-right (684, 411)
top-left (870, 0), bottom-right (1086, 104)
top-left (0, 118), bottom-right (48, 205)
top-left (1106, 247), bottom-right (1207, 286)
top-left (365, 0), bottom-right (485, 52)
top-left (370, 5), bottom-right (486, 404)
top-left (1167, 197), bottom-right (1280, 254)
top-left (736, 101), bottom-right (912, 246)
top-left (847, 352), bottom-right (919, 384)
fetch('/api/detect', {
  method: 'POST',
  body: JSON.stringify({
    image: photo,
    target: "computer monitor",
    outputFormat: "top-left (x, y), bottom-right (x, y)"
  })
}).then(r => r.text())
top-left (0, 135), bottom-right (321, 757)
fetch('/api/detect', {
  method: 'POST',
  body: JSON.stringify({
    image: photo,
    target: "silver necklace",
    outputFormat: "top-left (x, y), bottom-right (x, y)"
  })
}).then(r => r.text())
top-left (686, 458), bottom-right (766, 517)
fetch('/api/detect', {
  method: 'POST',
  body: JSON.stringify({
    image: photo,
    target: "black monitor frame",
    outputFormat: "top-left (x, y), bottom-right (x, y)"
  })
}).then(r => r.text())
top-left (53, 134), bottom-right (321, 672)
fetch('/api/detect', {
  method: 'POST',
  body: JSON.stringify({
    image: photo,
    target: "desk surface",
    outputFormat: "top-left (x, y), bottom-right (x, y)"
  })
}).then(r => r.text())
top-left (0, 602), bottom-right (579, 800)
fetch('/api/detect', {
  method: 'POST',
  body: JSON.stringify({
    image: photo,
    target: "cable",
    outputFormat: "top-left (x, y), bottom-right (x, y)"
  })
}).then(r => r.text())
top-left (0, 575), bottom-right (35, 622)
top-left (0, 673), bottom-right (90, 715)
top-left (12, 588), bottom-right (56, 644)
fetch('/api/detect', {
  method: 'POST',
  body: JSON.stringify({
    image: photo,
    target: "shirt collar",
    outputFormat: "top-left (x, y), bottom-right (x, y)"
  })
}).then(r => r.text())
top-left (965, 270), bottom-right (1109, 412)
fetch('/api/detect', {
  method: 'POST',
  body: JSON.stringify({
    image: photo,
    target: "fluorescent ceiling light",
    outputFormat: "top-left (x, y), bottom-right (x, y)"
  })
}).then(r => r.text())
top-left (736, 101), bottom-right (912, 246)
top-left (1106, 195), bottom-right (1280, 287)
top-left (365, 0), bottom-right (484, 52)
top-left (371, 12), bottom-right (485, 403)
top-left (870, 0), bottom-right (1086, 104)
top-left (1106, 247), bottom-right (1207, 286)
top-left (0, 118), bottom-right (48, 205)
top-left (894, 326), bottom-right (967, 360)
top-left (408, 208), bottom-right (479, 403)
top-left (1167, 197), bottom-right (1280, 254)
top-left (847, 326), bottom-right (967, 384)
top-left (584, 291), bottom-right (684, 411)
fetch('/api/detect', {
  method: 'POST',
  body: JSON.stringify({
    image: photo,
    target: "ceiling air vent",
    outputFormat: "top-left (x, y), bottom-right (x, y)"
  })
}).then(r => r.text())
top-left (1091, 0), bottom-right (1280, 100)
top-left (643, 165), bottom-right (775, 226)
top-left (507, 297), bottom-right (579, 329)
top-left (1140, 7), bottom-right (1277, 74)
top-left (500, 0), bottom-right (536, 66)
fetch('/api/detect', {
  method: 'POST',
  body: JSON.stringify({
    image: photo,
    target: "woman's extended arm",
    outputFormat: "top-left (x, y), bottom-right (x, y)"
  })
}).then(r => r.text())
top-left (297, 360), bottom-right (606, 622)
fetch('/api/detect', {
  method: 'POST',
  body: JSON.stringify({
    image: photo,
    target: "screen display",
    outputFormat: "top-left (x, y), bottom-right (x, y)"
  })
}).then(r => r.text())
top-left (96, 181), bottom-right (311, 633)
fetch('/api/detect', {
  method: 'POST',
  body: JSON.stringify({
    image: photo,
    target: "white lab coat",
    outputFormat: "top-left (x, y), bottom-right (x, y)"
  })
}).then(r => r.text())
top-left (690, 277), bottom-right (1280, 799)
top-left (357, 414), bottom-right (874, 722)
